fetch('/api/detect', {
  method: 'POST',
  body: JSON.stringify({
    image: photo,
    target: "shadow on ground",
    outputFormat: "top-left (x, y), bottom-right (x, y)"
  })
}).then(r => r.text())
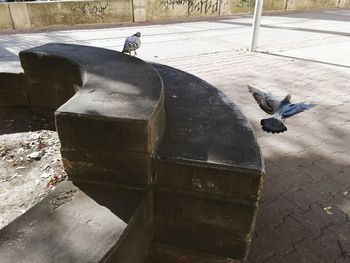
top-left (0, 108), bottom-right (55, 135)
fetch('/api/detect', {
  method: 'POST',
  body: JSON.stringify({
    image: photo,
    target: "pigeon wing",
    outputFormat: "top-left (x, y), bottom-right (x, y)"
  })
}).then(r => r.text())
top-left (133, 36), bottom-right (141, 49)
top-left (248, 85), bottom-right (280, 115)
top-left (122, 36), bottom-right (131, 52)
top-left (281, 103), bottom-right (315, 118)
top-left (123, 36), bottom-right (141, 52)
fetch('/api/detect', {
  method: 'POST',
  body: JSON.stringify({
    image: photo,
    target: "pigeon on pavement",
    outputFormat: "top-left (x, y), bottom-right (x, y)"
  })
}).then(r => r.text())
top-left (248, 84), bottom-right (315, 134)
top-left (122, 32), bottom-right (141, 56)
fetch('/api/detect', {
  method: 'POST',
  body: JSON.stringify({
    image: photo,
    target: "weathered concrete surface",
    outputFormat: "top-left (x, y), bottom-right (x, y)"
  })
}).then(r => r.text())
top-left (154, 189), bottom-right (257, 259)
top-left (287, 0), bottom-right (338, 10)
top-left (0, 181), bottom-right (129, 263)
top-left (153, 64), bottom-right (262, 171)
top-left (153, 64), bottom-right (263, 200)
top-left (61, 148), bottom-right (154, 186)
top-left (155, 190), bottom-right (258, 235)
top-left (133, 0), bottom-right (147, 22)
top-left (19, 43), bottom-right (165, 187)
top-left (74, 181), bottom-right (145, 221)
top-left (155, 222), bottom-right (251, 259)
top-left (150, 63), bottom-right (263, 261)
top-left (0, 180), bottom-right (154, 263)
top-left (26, 0), bottom-right (133, 28)
top-left (8, 3), bottom-right (31, 30)
top-left (156, 161), bottom-right (263, 200)
top-left (19, 51), bottom-right (84, 111)
top-left (20, 43), bottom-right (164, 122)
top-left (0, 4), bottom-right (13, 30)
top-left (2, 0), bottom-right (350, 30)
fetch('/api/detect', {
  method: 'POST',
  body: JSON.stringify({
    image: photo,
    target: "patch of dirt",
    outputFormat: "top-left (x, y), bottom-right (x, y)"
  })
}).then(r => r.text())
top-left (0, 109), bottom-right (67, 229)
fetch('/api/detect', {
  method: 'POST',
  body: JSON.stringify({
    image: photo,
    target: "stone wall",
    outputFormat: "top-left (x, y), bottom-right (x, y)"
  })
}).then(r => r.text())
top-left (1, 0), bottom-right (350, 30)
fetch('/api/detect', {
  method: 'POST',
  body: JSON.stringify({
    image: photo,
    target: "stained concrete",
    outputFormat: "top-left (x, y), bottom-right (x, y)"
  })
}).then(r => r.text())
top-left (0, 4), bottom-right (13, 30)
top-left (149, 63), bottom-right (263, 261)
top-left (153, 63), bottom-right (263, 199)
top-left (19, 43), bottom-right (165, 187)
top-left (8, 3), bottom-right (31, 30)
top-left (2, 0), bottom-right (350, 30)
top-left (20, 43), bottom-right (163, 122)
top-left (153, 63), bottom-right (263, 169)
top-left (0, 181), bottom-right (130, 263)
top-left (26, 0), bottom-right (133, 28)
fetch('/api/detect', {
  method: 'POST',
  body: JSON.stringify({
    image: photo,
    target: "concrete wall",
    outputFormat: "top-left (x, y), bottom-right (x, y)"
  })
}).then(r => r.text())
top-left (0, 4), bottom-right (14, 30)
top-left (27, 0), bottom-right (133, 28)
top-left (0, 0), bottom-right (350, 30)
top-left (287, 0), bottom-right (339, 10)
top-left (0, 0), bottom-right (133, 30)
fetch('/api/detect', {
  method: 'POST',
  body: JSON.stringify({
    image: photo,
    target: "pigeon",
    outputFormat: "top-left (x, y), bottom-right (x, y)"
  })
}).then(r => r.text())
top-left (248, 84), bottom-right (315, 134)
top-left (122, 32), bottom-right (141, 56)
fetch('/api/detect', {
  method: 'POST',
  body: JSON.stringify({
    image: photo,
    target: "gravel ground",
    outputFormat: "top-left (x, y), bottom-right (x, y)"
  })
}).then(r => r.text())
top-left (0, 109), bottom-right (67, 229)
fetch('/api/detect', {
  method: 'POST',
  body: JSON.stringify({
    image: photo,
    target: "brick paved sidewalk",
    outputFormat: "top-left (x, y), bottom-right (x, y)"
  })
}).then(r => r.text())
top-left (1, 9), bottom-right (350, 262)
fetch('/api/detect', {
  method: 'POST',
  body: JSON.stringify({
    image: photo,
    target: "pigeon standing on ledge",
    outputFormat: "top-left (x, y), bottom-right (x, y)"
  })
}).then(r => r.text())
top-left (248, 84), bottom-right (315, 134)
top-left (122, 32), bottom-right (141, 56)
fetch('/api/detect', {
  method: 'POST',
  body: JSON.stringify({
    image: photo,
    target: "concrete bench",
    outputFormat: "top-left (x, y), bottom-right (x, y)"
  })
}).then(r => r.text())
top-left (151, 63), bottom-right (263, 260)
top-left (19, 43), bottom-right (165, 187)
top-left (0, 43), bottom-right (264, 262)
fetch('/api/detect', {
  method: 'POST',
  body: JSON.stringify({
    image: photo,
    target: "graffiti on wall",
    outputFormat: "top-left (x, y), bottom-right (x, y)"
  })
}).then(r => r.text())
top-left (155, 0), bottom-right (221, 15)
top-left (236, 0), bottom-right (255, 8)
top-left (70, 0), bottom-right (109, 16)
top-left (189, 0), bottom-right (219, 14)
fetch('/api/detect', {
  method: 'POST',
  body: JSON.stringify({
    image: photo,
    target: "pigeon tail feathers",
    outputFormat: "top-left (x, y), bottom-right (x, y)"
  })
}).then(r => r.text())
top-left (261, 117), bottom-right (287, 134)
top-left (281, 103), bottom-right (316, 118)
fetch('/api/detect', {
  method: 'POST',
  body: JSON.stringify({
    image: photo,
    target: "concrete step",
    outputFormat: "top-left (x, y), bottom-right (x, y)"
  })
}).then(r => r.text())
top-left (0, 181), bottom-right (154, 263)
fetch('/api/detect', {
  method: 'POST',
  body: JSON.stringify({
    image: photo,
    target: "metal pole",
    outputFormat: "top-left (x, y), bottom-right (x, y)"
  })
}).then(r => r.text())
top-left (249, 0), bottom-right (264, 52)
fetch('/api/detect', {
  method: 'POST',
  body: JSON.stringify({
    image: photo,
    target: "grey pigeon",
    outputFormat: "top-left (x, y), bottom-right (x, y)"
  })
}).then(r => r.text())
top-left (248, 84), bottom-right (315, 134)
top-left (122, 32), bottom-right (141, 56)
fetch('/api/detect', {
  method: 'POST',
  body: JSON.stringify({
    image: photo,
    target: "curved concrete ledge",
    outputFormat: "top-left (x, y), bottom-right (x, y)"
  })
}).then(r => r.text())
top-left (20, 43), bottom-right (165, 186)
top-left (19, 43), bottom-right (164, 122)
top-left (151, 64), bottom-right (263, 260)
top-left (0, 44), bottom-right (264, 262)
top-left (153, 63), bottom-right (263, 199)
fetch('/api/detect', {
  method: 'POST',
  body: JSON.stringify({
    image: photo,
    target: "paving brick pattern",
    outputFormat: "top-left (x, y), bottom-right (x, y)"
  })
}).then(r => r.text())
top-left (157, 50), bottom-right (350, 262)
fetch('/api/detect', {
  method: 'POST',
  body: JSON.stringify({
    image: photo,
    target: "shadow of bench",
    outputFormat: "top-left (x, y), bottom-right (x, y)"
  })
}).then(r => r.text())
top-left (0, 43), bottom-right (264, 263)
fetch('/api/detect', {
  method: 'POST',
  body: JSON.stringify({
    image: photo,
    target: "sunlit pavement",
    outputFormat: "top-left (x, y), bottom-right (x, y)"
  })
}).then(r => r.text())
top-left (1, 8), bottom-right (350, 262)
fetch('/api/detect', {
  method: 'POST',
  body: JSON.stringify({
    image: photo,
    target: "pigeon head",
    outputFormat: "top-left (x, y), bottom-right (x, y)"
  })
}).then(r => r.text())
top-left (134, 32), bottom-right (141, 37)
